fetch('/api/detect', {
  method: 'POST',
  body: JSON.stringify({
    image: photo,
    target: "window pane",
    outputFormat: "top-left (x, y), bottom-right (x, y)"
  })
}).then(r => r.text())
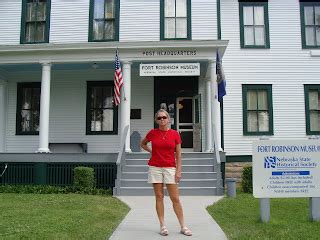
top-left (247, 90), bottom-right (257, 110)
top-left (176, 0), bottom-right (187, 17)
top-left (305, 6), bottom-right (314, 25)
top-left (258, 90), bottom-right (268, 110)
top-left (247, 112), bottom-right (258, 132)
top-left (243, 6), bottom-right (253, 25)
top-left (27, 2), bottom-right (37, 21)
top-left (32, 110), bottom-right (40, 131)
top-left (105, 0), bottom-right (114, 19)
top-left (32, 88), bottom-right (41, 109)
top-left (104, 20), bottom-right (115, 39)
top-left (306, 27), bottom-right (315, 46)
top-left (258, 111), bottom-right (269, 132)
top-left (21, 110), bottom-right (31, 132)
top-left (165, 18), bottom-right (175, 38)
top-left (102, 109), bottom-right (113, 131)
top-left (176, 18), bottom-right (187, 38)
top-left (93, 20), bottom-right (104, 40)
top-left (103, 87), bottom-right (113, 108)
top-left (25, 23), bottom-right (35, 42)
top-left (165, 0), bottom-right (175, 17)
top-left (310, 112), bottom-right (320, 131)
top-left (316, 7), bottom-right (320, 25)
top-left (94, 0), bottom-right (105, 19)
top-left (35, 22), bottom-right (45, 42)
top-left (316, 26), bottom-right (320, 46)
top-left (37, 2), bottom-right (46, 21)
top-left (254, 6), bottom-right (264, 25)
top-left (22, 88), bottom-right (32, 109)
top-left (91, 87), bottom-right (103, 108)
top-left (309, 90), bottom-right (319, 110)
top-left (244, 27), bottom-right (254, 45)
top-left (255, 26), bottom-right (265, 45)
top-left (91, 110), bottom-right (102, 131)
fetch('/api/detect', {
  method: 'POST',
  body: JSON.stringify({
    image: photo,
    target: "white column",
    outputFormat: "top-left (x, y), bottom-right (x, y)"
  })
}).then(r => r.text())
top-left (37, 62), bottom-right (51, 153)
top-left (0, 80), bottom-right (7, 152)
top-left (209, 59), bottom-right (222, 151)
top-left (121, 61), bottom-right (132, 152)
top-left (205, 78), bottom-right (213, 151)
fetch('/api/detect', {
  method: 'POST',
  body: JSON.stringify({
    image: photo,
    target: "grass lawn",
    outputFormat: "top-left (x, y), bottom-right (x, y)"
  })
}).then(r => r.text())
top-left (0, 193), bottom-right (130, 240)
top-left (207, 192), bottom-right (320, 240)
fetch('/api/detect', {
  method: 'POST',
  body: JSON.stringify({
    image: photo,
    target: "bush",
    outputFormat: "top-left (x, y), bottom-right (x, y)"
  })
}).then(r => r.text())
top-left (73, 166), bottom-right (95, 191)
top-left (241, 166), bottom-right (252, 193)
top-left (0, 184), bottom-right (112, 195)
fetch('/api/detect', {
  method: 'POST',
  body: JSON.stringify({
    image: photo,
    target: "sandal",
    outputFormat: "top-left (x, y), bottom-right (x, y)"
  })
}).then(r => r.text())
top-left (180, 226), bottom-right (192, 236)
top-left (160, 226), bottom-right (169, 236)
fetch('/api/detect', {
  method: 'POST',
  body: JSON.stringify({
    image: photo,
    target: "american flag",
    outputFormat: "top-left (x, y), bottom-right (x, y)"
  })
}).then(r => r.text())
top-left (114, 49), bottom-right (123, 106)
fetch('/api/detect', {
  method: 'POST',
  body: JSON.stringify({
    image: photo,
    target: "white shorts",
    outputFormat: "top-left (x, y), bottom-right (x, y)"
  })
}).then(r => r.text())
top-left (148, 166), bottom-right (177, 184)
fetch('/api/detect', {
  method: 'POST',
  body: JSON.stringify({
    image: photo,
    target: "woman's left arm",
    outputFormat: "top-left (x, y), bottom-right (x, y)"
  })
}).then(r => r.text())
top-left (175, 143), bottom-right (182, 183)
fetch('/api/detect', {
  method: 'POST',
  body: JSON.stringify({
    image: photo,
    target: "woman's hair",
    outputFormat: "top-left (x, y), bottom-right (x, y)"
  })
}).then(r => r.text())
top-left (154, 109), bottom-right (170, 122)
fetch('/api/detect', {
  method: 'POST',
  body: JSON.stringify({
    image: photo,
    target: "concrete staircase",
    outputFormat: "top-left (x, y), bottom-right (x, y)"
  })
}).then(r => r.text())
top-left (114, 152), bottom-right (223, 196)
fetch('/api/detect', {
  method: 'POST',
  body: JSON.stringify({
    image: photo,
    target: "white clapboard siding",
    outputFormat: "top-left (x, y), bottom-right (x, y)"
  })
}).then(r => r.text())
top-left (221, 0), bottom-right (320, 156)
top-left (50, 0), bottom-right (89, 43)
top-left (120, 0), bottom-right (160, 42)
top-left (130, 69), bottom-right (154, 140)
top-left (0, 0), bottom-right (21, 45)
top-left (6, 69), bottom-right (121, 153)
top-left (191, 0), bottom-right (217, 40)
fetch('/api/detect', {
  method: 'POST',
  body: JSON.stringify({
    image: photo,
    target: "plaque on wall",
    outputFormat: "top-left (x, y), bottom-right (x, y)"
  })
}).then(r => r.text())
top-left (131, 109), bottom-right (141, 119)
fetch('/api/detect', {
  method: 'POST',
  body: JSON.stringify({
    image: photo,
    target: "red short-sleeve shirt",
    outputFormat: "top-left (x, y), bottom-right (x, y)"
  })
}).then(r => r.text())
top-left (146, 129), bottom-right (182, 168)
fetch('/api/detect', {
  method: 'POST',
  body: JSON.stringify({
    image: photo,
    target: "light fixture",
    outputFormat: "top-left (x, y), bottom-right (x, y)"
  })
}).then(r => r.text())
top-left (92, 62), bottom-right (99, 69)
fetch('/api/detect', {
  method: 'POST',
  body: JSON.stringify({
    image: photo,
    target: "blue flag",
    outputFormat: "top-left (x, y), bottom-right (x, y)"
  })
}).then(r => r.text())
top-left (216, 52), bottom-right (226, 102)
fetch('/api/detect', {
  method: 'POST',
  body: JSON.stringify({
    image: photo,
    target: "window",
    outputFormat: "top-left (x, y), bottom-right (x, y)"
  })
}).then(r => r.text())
top-left (304, 85), bottom-right (320, 135)
top-left (239, 2), bottom-right (270, 48)
top-left (242, 85), bottom-right (273, 135)
top-left (300, 2), bottom-right (320, 48)
top-left (160, 0), bottom-right (191, 40)
top-left (16, 83), bottom-right (41, 135)
top-left (86, 82), bottom-right (118, 135)
top-left (20, 0), bottom-right (51, 44)
top-left (89, 0), bottom-right (119, 42)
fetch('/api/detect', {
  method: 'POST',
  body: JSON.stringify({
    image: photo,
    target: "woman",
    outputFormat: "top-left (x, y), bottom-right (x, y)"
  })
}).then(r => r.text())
top-left (140, 109), bottom-right (192, 236)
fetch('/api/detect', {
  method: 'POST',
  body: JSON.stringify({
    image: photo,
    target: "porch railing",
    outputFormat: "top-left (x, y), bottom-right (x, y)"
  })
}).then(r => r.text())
top-left (114, 125), bottom-right (129, 195)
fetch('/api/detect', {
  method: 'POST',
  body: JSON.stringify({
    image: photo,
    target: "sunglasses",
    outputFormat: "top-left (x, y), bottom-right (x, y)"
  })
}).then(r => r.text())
top-left (157, 116), bottom-right (168, 120)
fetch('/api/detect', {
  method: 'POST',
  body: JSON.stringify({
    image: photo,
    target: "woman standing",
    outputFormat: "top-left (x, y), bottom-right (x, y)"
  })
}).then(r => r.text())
top-left (140, 109), bottom-right (192, 236)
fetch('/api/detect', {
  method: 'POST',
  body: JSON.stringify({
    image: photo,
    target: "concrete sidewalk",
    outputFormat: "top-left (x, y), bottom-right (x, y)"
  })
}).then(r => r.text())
top-left (109, 196), bottom-right (228, 240)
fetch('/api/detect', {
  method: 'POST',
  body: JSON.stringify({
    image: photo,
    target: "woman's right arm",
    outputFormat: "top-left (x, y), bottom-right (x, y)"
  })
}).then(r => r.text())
top-left (140, 138), bottom-right (152, 153)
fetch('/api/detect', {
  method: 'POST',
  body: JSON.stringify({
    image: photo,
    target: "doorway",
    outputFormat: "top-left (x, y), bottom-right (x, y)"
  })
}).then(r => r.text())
top-left (154, 77), bottom-right (201, 151)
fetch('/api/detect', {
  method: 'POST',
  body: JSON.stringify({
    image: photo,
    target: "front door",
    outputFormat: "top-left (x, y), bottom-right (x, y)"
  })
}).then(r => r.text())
top-left (176, 95), bottom-right (201, 151)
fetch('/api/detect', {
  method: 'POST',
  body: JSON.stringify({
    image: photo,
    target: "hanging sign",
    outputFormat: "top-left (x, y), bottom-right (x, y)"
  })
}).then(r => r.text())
top-left (253, 139), bottom-right (320, 198)
top-left (140, 63), bottom-right (200, 76)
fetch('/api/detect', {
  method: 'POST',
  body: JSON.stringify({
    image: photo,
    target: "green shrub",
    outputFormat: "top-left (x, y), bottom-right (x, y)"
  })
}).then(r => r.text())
top-left (0, 184), bottom-right (112, 195)
top-left (241, 166), bottom-right (252, 193)
top-left (73, 166), bottom-right (95, 191)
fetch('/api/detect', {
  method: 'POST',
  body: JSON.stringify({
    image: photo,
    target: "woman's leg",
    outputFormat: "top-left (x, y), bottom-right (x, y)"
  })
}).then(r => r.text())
top-left (166, 184), bottom-right (185, 228)
top-left (153, 183), bottom-right (165, 227)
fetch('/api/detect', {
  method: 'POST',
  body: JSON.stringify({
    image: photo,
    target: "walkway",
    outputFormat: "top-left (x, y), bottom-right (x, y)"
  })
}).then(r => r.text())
top-left (109, 196), bottom-right (228, 240)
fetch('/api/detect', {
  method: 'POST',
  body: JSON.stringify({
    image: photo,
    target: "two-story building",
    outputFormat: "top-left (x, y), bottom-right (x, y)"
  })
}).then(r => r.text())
top-left (0, 0), bottom-right (319, 193)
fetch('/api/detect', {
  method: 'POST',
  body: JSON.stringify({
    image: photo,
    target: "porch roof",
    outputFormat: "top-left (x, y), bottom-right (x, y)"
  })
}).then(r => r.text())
top-left (0, 40), bottom-right (228, 65)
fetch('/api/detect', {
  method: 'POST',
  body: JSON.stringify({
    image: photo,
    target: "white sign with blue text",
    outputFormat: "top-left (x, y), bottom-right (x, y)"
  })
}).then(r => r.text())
top-left (253, 139), bottom-right (320, 198)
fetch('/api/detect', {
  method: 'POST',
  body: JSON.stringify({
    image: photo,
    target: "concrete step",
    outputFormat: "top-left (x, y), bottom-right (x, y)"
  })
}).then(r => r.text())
top-left (120, 179), bottom-right (218, 187)
top-left (121, 171), bottom-right (218, 180)
top-left (126, 152), bottom-right (215, 159)
top-left (118, 187), bottom-right (220, 196)
top-left (125, 158), bottom-right (214, 165)
top-left (123, 165), bottom-right (214, 172)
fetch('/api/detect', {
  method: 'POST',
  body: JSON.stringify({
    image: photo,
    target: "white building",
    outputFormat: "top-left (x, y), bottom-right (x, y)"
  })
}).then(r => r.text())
top-left (0, 0), bottom-right (319, 193)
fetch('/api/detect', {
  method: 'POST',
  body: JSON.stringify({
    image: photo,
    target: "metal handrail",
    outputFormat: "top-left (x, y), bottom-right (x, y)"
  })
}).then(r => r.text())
top-left (212, 123), bottom-right (221, 164)
top-left (116, 125), bottom-right (129, 166)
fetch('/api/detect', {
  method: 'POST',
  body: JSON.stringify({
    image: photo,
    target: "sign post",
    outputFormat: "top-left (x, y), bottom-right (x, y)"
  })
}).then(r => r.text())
top-left (253, 139), bottom-right (320, 222)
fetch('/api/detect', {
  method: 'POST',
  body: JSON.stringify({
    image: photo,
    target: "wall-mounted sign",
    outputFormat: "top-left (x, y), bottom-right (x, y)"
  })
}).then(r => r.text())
top-left (140, 63), bottom-right (200, 76)
top-left (142, 50), bottom-right (197, 57)
top-left (253, 139), bottom-right (320, 198)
